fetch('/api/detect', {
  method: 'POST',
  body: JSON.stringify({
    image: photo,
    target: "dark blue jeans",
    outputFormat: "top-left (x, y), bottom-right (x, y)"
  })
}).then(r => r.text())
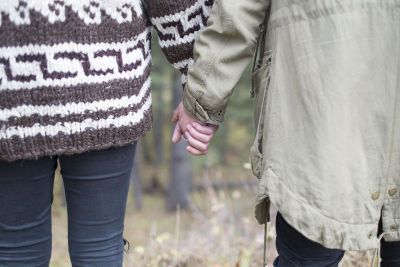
top-left (274, 213), bottom-right (400, 267)
top-left (0, 144), bottom-right (136, 267)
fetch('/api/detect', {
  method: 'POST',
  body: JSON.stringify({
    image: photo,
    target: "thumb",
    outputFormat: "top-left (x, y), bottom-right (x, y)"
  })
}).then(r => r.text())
top-left (172, 124), bottom-right (182, 144)
top-left (171, 108), bottom-right (179, 122)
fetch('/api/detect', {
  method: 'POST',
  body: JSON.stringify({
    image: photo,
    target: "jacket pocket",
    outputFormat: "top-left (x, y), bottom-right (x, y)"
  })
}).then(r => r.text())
top-left (250, 52), bottom-right (272, 178)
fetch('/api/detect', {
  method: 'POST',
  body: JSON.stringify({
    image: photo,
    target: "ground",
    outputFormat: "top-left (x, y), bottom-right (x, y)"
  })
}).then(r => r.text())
top-left (49, 170), bottom-right (373, 267)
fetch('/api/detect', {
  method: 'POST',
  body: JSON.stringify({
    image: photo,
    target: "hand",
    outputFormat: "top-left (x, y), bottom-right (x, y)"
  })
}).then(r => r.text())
top-left (172, 102), bottom-right (218, 156)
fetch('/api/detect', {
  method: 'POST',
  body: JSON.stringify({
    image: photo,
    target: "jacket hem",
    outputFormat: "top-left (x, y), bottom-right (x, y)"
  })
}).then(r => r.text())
top-left (265, 167), bottom-right (379, 251)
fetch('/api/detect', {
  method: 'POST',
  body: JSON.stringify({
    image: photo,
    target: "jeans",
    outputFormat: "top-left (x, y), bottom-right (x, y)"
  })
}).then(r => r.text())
top-left (274, 213), bottom-right (400, 267)
top-left (0, 144), bottom-right (136, 267)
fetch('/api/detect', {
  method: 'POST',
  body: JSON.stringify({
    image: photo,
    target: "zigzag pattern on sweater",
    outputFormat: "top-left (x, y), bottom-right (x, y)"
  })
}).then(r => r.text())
top-left (151, 0), bottom-right (213, 48)
top-left (0, 29), bottom-right (151, 90)
top-left (0, 0), bottom-right (213, 161)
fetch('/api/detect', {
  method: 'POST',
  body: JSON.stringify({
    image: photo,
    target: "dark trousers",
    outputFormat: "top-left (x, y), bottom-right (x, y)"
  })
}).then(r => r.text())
top-left (0, 144), bottom-right (136, 267)
top-left (274, 213), bottom-right (400, 267)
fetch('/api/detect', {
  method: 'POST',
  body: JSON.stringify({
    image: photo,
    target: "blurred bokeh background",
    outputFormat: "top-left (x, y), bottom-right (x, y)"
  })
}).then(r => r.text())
top-left (49, 32), bottom-right (372, 267)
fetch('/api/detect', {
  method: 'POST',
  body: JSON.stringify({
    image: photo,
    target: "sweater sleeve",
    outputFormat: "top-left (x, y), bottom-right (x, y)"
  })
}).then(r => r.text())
top-left (144, 0), bottom-right (213, 81)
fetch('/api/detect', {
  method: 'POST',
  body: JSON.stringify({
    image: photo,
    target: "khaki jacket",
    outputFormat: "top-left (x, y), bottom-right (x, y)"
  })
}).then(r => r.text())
top-left (183, 0), bottom-right (400, 251)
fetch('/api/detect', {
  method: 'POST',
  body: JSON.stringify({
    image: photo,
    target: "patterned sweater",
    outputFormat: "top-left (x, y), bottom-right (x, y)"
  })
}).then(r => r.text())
top-left (0, 0), bottom-right (212, 161)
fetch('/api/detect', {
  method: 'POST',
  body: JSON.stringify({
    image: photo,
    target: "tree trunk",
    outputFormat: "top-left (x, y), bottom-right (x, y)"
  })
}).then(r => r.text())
top-left (131, 142), bottom-right (143, 210)
top-left (153, 85), bottom-right (164, 168)
top-left (166, 74), bottom-right (192, 211)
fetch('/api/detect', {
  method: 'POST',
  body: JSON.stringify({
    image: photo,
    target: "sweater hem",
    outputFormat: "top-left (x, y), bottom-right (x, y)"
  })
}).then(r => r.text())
top-left (0, 110), bottom-right (153, 162)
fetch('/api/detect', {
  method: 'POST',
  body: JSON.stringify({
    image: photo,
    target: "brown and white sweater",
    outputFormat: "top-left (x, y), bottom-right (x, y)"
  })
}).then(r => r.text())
top-left (0, 0), bottom-right (213, 161)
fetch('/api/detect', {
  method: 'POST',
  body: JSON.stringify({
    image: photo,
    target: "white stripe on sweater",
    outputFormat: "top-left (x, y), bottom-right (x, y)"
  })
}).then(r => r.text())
top-left (173, 58), bottom-right (194, 70)
top-left (0, 0), bottom-right (143, 26)
top-left (0, 95), bottom-right (152, 140)
top-left (0, 78), bottom-right (151, 121)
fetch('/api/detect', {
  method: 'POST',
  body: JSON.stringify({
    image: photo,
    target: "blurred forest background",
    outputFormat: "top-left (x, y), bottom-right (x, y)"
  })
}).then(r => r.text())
top-left (49, 33), bottom-right (372, 267)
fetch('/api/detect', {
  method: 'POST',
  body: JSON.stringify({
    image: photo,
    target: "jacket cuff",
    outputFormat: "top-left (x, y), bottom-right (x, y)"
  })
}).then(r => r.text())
top-left (183, 89), bottom-right (225, 125)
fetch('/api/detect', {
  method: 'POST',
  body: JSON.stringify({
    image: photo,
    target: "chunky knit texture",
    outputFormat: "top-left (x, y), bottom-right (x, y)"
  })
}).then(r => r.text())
top-left (0, 0), bottom-right (212, 161)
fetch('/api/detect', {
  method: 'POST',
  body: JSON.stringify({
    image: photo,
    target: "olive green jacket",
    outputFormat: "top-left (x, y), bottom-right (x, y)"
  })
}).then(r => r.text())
top-left (183, 0), bottom-right (400, 251)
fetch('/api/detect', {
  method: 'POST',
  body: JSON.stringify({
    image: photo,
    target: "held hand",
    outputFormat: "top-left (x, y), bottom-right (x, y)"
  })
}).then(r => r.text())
top-left (172, 102), bottom-right (218, 156)
top-left (171, 102), bottom-right (196, 143)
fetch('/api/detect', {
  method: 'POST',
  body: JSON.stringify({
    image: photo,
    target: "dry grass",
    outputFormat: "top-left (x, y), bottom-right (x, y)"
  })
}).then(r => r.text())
top-left (49, 172), bottom-right (374, 267)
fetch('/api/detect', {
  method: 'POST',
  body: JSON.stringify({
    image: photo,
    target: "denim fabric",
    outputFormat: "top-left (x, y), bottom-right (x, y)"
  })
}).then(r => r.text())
top-left (379, 218), bottom-right (400, 267)
top-left (274, 213), bottom-right (344, 267)
top-left (274, 213), bottom-right (400, 267)
top-left (0, 144), bottom-right (136, 267)
top-left (381, 240), bottom-right (400, 267)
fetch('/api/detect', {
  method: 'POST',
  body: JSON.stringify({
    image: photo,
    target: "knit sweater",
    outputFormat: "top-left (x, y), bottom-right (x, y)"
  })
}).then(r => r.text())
top-left (0, 0), bottom-right (213, 161)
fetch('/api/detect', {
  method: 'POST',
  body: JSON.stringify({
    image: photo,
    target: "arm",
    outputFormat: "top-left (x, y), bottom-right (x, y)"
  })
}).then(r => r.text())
top-left (183, 0), bottom-right (270, 124)
top-left (145, 0), bottom-right (217, 155)
top-left (145, 0), bottom-right (213, 78)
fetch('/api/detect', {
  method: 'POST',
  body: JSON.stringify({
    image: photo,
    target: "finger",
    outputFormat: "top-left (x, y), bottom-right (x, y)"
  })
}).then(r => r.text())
top-left (186, 146), bottom-right (207, 156)
top-left (184, 131), bottom-right (208, 152)
top-left (187, 124), bottom-right (212, 143)
top-left (192, 122), bottom-right (218, 135)
top-left (172, 124), bottom-right (183, 143)
top-left (171, 109), bottom-right (179, 122)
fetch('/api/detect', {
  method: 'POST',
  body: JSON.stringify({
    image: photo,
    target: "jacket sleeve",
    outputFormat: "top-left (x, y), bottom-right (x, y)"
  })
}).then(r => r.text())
top-left (182, 0), bottom-right (270, 124)
top-left (145, 0), bottom-right (213, 79)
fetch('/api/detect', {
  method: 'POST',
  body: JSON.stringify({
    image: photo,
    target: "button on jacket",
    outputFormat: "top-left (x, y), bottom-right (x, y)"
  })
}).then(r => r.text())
top-left (183, 0), bottom-right (400, 250)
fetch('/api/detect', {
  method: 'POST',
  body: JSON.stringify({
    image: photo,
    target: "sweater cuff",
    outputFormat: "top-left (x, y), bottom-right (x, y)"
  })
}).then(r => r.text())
top-left (183, 88), bottom-right (225, 125)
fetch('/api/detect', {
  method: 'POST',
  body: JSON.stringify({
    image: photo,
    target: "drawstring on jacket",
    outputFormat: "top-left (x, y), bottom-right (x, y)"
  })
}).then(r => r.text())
top-left (372, 232), bottom-right (386, 267)
top-left (263, 222), bottom-right (269, 267)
